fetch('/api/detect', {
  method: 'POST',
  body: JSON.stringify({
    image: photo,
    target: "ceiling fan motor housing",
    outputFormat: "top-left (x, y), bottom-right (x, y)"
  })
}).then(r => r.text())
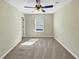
top-left (35, 5), bottom-right (41, 10)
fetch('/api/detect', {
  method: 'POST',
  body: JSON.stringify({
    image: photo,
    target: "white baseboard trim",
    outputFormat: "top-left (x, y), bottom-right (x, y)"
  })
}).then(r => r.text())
top-left (24, 36), bottom-right (53, 38)
top-left (0, 38), bottom-right (22, 59)
top-left (53, 36), bottom-right (79, 59)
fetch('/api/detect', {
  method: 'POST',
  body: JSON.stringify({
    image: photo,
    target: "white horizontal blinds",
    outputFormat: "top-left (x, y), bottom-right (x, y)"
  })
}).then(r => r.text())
top-left (35, 14), bottom-right (44, 32)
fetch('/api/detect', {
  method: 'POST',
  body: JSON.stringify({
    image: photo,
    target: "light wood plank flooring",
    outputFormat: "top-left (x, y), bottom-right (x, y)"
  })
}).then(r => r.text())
top-left (4, 37), bottom-right (75, 59)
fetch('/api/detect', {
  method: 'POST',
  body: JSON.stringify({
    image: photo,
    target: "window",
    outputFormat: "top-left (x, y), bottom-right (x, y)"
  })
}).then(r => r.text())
top-left (35, 15), bottom-right (44, 32)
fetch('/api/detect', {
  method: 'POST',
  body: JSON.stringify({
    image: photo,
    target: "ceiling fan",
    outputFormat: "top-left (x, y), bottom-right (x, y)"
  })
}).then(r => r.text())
top-left (24, 0), bottom-right (53, 12)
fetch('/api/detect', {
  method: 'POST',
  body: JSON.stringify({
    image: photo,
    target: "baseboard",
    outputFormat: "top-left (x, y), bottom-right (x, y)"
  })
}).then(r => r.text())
top-left (23, 36), bottom-right (53, 38)
top-left (23, 34), bottom-right (53, 38)
top-left (53, 36), bottom-right (79, 59)
top-left (1, 38), bottom-right (22, 59)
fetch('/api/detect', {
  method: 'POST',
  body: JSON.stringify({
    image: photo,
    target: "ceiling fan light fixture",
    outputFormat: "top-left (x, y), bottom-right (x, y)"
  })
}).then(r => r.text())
top-left (34, 9), bottom-right (41, 14)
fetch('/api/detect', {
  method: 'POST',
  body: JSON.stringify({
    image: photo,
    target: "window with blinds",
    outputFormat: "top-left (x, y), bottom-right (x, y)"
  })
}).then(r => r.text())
top-left (35, 15), bottom-right (44, 32)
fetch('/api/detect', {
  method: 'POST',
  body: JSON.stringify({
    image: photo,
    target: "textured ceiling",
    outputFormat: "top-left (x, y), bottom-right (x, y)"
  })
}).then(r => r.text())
top-left (4, 0), bottom-right (72, 14)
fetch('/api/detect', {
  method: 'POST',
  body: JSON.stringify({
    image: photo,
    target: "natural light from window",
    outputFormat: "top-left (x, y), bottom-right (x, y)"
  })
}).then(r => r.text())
top-left (21, 39), bottom-right (39, 46)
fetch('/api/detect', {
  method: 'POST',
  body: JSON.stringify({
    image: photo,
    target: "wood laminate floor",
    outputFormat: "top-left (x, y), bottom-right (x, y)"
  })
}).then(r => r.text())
top-left (4, 37), bottom-right (75, 59)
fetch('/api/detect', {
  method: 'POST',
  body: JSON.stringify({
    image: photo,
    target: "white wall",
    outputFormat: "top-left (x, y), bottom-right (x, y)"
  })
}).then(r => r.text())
top-left (0, 0), bottom-right (23, 58)
top-left (24, 14), bottom-right (54, 37)
top-left (54, 0), bottom-right (79, 58)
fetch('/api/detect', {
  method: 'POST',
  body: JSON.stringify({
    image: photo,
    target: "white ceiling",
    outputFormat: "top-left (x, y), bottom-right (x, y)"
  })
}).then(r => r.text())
top-left (4, 0), bottom-right (72, 14)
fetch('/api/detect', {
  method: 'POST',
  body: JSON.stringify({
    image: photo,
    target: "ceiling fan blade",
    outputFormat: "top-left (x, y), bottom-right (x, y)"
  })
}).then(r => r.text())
top-left (42, 5), bottom-right (53, 8)
top-left (41, 9), bottom-right (45, 12)
top-left (24, 6), bottom-right (35, 8)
